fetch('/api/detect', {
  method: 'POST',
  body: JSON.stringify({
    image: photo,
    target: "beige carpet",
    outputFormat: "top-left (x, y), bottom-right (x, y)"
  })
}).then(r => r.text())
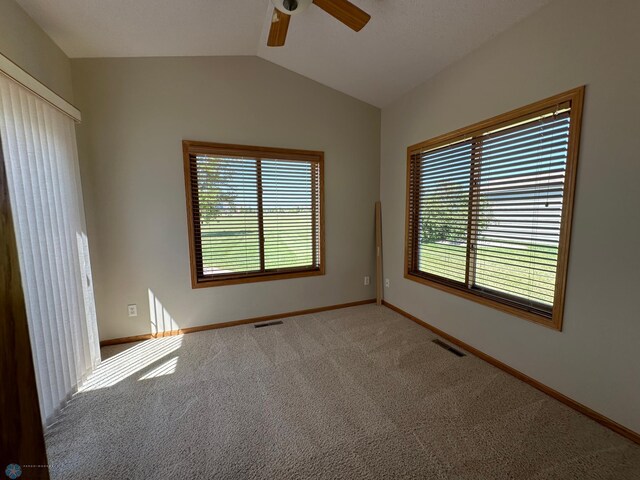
top-left (46, 305), bottom-right (640, 479)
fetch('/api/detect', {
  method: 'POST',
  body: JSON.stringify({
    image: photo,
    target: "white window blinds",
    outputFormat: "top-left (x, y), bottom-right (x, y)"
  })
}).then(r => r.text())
top-left (0, 73), bottom-right (100, 426)
top-left (410, 112), bottom-right (570, 316)
top-left (183, 141), bottom-right (324, 287)
top-left (406, 87), bottom-right (584, 329)
top-left (190, 156), bottom-right (321, 277)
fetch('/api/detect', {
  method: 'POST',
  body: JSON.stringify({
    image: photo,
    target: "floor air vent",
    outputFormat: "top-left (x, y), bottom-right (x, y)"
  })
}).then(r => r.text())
top-left (432, 339), bottom-right (466, 357)
top-left (254, 320), bottom-right (283, 329)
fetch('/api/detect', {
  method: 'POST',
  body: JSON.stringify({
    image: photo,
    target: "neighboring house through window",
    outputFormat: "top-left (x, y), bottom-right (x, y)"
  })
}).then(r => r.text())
top-left (405, 87), bottom-right (584, 330)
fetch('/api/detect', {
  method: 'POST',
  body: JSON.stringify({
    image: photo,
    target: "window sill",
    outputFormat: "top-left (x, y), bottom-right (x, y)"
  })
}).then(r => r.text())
top-left (192, 267), bottom-right (325, 288)
top-left (404, 271), bottom-right (563, 331)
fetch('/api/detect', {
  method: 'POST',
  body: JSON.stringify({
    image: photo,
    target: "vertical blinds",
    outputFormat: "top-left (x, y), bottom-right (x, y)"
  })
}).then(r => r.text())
top-left (188, 152), bottom-right (322, 282)
top-left (408, 107), bottom-right (573, 318)
top-left (0, 73), bottom-right (100, 426)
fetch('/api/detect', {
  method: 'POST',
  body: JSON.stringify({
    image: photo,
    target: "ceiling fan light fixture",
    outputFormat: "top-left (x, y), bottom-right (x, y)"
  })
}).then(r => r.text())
top-left (283, 0), bottom-right (298, 12)
top-left (272, 0), bottom-right (312, 16)
top-left (267, 0), bottom-right (371, 47)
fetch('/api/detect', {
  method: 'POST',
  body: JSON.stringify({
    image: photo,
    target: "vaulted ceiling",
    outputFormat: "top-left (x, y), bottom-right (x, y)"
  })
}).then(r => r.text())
top-left (16, 0), bottom-right (553, 107)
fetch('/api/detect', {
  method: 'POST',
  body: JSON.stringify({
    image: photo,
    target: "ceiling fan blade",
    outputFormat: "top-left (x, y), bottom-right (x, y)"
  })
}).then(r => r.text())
top-left (267, 8), bottom-right (291, 47)
top-left (312, 0), bottom-right (370, 32)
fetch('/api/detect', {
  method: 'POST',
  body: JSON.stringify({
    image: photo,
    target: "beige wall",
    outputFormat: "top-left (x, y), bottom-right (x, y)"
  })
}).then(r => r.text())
top-left (381, 0), bottom-right (640, 433)
top-left (0, 0), bottom-right (73, 101)
top-left (72, 56), bottom-right (380, 342)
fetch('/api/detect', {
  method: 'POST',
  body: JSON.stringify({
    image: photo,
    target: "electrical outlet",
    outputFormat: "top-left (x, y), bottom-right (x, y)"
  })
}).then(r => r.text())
top-left (384, 278), bottom-right (390, 288)
top-left (127, 304), bottom-right (138, 317)
top-left (364, 276), bottom-right (370, 286)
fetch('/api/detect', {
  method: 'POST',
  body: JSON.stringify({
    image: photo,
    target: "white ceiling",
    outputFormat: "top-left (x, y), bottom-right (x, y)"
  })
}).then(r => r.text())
top-left (16, 0), bottom-right (553, 107)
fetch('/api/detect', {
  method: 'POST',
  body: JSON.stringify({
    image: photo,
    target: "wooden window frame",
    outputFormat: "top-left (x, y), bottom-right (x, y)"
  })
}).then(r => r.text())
top-left (404, 87), bottom-right (585, 331)
top-left (183, 140), bottom-right (325, 288)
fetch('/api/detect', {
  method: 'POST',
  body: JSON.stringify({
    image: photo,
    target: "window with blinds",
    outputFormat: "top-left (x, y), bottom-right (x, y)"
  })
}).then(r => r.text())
top-left (183, 141), bottom-right (324, 287)
top-left (406, 87), bottom-right (584, 330)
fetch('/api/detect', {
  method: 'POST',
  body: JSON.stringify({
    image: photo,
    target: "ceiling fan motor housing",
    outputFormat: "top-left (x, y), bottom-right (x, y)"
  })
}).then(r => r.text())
top-left (272, 0), bottom-right (312, 16)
